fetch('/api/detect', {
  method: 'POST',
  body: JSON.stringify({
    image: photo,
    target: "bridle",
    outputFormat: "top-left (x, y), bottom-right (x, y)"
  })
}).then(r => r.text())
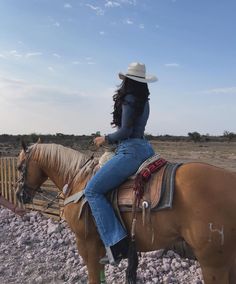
top-left (16, 148), bottom-right (60, 207)
top-left (17, 149), bottom-right (38, 203)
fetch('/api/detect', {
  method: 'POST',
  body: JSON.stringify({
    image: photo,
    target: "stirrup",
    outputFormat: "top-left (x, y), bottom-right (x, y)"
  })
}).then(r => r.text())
top-left (99, 254), bottom-right (121, 266)
top-left (99, 246), bottom-right (123, 266)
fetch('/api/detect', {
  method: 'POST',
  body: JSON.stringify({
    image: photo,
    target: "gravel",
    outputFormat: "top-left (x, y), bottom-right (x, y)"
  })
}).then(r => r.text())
top-left (0, 206), bottom-right (204, 283)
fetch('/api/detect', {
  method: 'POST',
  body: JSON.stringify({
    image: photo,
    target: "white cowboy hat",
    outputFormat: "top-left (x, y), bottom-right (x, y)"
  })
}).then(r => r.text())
top-left (119, 62), bottom-right (158, 83)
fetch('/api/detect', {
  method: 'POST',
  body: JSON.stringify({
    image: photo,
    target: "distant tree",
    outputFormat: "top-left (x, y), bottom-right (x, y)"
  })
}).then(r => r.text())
top-left (202, 133), bottom-right (210, 142)
top-left (223, 131), bottom-right (236, 142)
top-left (56, 133), bottom-right (65, 137)
top-left (188, 132), bottom-right (201, 143)
top-left (29, 133), bottom-right (39, 143)
top-left (91, 131), bottom-right (101, 137)
top-left (144, 132), bottom-right (154, 140)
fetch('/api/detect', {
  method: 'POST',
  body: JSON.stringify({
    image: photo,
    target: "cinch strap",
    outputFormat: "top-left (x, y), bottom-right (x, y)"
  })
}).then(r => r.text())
top-left (64, 190), bottom-right (85, 205)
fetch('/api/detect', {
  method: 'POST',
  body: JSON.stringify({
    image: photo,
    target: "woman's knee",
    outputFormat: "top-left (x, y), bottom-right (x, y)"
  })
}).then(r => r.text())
top-left (84, 183), bottom-right (103, 199)
top-left (84, 185), bottom-right (95, 199)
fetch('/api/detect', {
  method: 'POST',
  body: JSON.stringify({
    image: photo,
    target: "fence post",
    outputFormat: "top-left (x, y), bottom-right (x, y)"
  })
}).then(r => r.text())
top-left (0, 158), bottom-right (3, 196)
top-left (3, 158), bottom-right (8, 200)
top-left (12, 158), bottom-right (17, 206)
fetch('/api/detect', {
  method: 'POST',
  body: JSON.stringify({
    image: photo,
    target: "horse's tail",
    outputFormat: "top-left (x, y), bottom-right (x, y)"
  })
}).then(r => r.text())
top-left (126, 238), bottom-right (139, 284)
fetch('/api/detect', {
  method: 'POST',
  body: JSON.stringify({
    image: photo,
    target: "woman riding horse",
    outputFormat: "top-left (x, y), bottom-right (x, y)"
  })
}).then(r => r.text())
top-left (84, 62), bottom-right (157, 265)
top-left (15, 63), bottom-right (236, 283)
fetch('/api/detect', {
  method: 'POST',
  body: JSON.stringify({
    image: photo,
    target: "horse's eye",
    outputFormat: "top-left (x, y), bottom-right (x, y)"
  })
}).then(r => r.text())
top-left (17, 165), bottom-right (22, 171)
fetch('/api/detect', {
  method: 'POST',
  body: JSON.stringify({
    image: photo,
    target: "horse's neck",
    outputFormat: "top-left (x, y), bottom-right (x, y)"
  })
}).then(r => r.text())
top-left (32, 145), bottom-right (92, 192)
top-left (38, 158), bottom-right (68, 191)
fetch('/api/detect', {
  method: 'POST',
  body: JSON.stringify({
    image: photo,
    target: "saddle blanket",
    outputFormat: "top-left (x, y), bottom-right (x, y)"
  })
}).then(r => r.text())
top-left (115, 162), bottom-right (182, 212)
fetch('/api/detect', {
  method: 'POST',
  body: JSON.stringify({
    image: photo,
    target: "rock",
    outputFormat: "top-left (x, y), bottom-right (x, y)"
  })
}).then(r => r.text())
top-left (181, 261), bottom-right (189, 268)
top-left (0, 206), bottom-right (204, 284)
top-left (163, 263), bottom-right (170, 272)
top-left (47, 223), bottom-right (60, 235)
top-left (58, 238), bottom-right (64, 244)
top-left (35, 276), bottom-right (43, 284)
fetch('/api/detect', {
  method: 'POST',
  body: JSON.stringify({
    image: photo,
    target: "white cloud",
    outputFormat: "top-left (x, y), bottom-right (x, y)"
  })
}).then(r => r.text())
top-left (72, 57), bottom-right (96, 65)
top-left (139, 24), bottom-right (144, 29)
top-left (53, 53), bottom-right (61, 59)
top-left (53, 21), bottom-right (60, 27)
top-left (203, 87), bottom-right (236, 95)
top-left (25, 52), bottom-right (43, 58)
top-left (0, 76), bottom-right (86, 105)
top-left (104, 0), bottom-right (136, 8)
top-left (72, 61), bottom-right (82, 65)
top-left (48, 66), bottom-right (55, 72)
top-left (164, 63), bottom-right (180, 67)
top-left (99, 31), bottom-right (105, 35)
top-left (85, 57), bottom-right (96, 64)
top-left (86, 4), bottom-right (104, 15)
top-left (0, 76), bottom-right (26, 87)
top-left (124, 18), bottom-right (133, 25)
top-left (48, 17), bottom-right (61, 28)
top-left (0, 50), bottom-right (43, 60)
top-left (0, 77), bottom-right (111, 135)
top-left (105, 1), bottom-right (121, 8)
top-left (119, 0), bottom-right (136, 5)
top-left (64, 3), bottom-right (72, 8)
top-left (9, 50), bottom-right (23, 58)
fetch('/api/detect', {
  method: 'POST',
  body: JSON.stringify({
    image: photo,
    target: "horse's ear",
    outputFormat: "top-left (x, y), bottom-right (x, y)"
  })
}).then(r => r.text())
top-left (21, 140), bottom-right (27, 152)
top-left (36, 137), bottom-right (42, 144)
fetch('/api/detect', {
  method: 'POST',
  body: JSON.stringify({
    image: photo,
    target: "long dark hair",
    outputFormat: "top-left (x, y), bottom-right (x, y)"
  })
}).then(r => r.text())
top-left (111, 77), bottom-right (150, 127)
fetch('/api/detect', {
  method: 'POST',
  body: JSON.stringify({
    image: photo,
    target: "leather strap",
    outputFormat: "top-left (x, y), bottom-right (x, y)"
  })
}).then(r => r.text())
top-left (64, 190), bottom-right (85, 205)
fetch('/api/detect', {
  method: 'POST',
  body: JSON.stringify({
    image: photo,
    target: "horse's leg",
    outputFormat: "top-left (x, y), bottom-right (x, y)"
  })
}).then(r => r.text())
top-left (75, 236), bottom-right (105, 284)
top-left (200, 265), bottom-right (230, 284)
top-left (229, 258), bottom-right (236, 284)
top-left (194, 245), bottom-right (232, 284)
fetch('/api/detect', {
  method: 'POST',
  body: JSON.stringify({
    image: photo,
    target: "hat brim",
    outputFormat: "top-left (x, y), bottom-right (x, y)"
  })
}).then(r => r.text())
top-left (119, 72), bottom-right (158, 83)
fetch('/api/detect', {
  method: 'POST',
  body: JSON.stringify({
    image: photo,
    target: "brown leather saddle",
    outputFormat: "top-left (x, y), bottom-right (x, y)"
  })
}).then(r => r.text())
top-left (111, 161), bottom-right (182, 212)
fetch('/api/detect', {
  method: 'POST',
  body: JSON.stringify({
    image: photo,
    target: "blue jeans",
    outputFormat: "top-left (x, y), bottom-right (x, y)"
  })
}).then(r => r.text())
top-left (84, 138), bottom-right (155, 247)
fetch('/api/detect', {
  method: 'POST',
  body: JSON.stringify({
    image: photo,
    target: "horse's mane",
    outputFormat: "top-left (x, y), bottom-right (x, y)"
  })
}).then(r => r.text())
top-left (29, 143), bottom-right (97, 185)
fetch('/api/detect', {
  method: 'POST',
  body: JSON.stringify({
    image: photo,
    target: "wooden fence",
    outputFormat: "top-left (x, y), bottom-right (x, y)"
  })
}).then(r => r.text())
top-left (0, 157), bottom-right (63, 220)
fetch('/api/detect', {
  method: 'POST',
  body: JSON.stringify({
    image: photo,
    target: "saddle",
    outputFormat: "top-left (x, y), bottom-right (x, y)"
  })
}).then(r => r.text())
top-left (111, 160), bottom-right (181, 213)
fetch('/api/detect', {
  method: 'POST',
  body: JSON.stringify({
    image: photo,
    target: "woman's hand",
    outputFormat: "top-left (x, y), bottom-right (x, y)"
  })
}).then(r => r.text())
top-left (94, 136), bottom-right (106, 148)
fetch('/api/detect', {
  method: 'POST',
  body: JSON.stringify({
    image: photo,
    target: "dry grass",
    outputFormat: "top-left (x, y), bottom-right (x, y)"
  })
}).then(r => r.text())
top-left (151, 141), bottom-right (236, 172)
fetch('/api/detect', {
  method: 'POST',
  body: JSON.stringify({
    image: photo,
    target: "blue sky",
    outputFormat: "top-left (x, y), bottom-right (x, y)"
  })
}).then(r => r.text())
top-left (0, 0), bottom-right (235, 136)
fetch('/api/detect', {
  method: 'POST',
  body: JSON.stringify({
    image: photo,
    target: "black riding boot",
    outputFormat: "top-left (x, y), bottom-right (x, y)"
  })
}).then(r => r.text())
top-left (100, 237), bottom-right (129, 265)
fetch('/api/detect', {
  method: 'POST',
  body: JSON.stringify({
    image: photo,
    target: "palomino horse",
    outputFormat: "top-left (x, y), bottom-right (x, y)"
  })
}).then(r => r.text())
top-left (16, 142), bottom-right (236, 284)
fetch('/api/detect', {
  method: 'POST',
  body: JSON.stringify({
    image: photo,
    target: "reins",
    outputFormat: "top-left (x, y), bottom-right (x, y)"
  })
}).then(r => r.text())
top-left (62, 139), bottom-right (98, 198)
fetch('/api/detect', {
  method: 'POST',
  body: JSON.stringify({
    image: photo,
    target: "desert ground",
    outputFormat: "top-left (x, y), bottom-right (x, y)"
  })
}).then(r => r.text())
top-left (151, 141), bottom-right (236, 172)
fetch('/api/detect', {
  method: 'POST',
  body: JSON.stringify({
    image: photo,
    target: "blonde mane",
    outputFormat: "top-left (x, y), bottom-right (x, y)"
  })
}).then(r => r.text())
top-left (29, 143), bottom-right (98, 185)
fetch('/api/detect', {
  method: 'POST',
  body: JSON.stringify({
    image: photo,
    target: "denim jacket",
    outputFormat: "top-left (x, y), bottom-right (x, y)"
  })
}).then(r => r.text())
top-left (106, 94), bottom-right (150, 144)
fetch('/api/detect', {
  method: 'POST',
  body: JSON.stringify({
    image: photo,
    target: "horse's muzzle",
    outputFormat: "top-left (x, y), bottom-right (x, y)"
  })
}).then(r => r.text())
top-left (16, 185), bottom-right (33, 204)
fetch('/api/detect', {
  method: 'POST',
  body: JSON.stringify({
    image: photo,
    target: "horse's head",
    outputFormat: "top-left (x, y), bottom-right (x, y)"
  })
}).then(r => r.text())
top-left (16, 140), bottom-right (48, 204)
